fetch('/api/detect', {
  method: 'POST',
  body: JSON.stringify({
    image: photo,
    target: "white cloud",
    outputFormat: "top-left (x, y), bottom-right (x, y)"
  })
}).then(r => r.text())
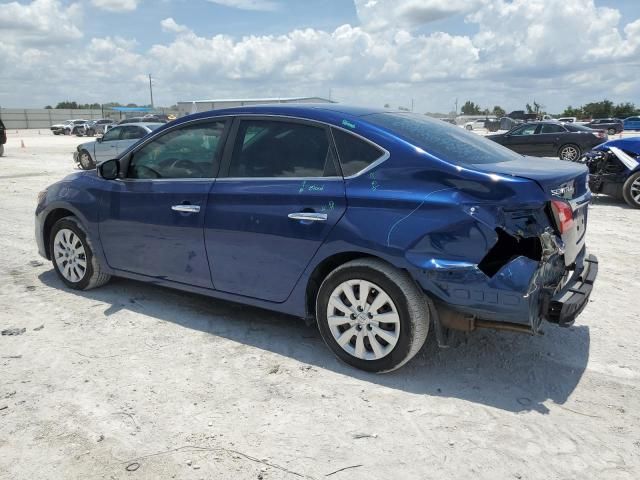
top-left (0, 0), bottom-right (82, 44)
top-left (1, 0), bottom-right (639, 113)
top-left (91, 0), bottom-right (141, 13)
top-left (355, 0), bottom-right (483, 30)
top-left (160, 17), bottom-right (189, 34)
top-left (206, 0), bottom-right (279, 12)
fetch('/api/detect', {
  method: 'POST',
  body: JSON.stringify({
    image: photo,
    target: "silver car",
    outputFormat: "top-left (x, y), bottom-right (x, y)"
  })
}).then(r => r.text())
top-left (74, 123), bottom-right (163, 169)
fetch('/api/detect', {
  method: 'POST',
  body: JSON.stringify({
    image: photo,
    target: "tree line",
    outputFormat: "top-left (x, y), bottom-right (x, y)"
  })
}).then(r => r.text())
top-left (459, 99), bottom-right (638, 119)
top-left (45, 101), bottom-right (157, 109)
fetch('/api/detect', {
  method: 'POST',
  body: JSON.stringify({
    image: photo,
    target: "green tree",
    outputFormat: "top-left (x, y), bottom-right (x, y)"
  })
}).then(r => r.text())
top-left (44, 105), bottom-right (53, 109)
top-left (561, 105), bottom-right (583, 117)
top-left (612, 102), bottom-right (637, 119)
top-left (582, 99), bottom-right (614, 118)
top-left (461, 100), bottom-right (482, 115)
top-left (492, 105), bottom-right (506, 117)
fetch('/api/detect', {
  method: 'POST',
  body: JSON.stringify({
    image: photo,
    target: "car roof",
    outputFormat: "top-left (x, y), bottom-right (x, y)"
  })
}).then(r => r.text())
top-left (115, 122), bottom-right (164, 128)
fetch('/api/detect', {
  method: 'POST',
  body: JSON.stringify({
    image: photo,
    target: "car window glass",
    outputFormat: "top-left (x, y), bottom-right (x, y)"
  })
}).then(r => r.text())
top-left (539, 124), bottom-right (565, 134)
top-left (511, 124), bottom-right (537, 136)
top-left (102, 127), bottom-right (121, 142)
top-left (229, 120), bottom-right (337, 178)
top-left (128, 121), bottom-right (225, 179)
top-left (120, 126), bottom-right (145, 140)
top-left (332, 128), bottom-right (384, 177)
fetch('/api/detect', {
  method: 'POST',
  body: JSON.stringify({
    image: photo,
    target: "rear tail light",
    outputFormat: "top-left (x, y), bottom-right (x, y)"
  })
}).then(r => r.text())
top-left (551, 200), bottom-right (574, 234)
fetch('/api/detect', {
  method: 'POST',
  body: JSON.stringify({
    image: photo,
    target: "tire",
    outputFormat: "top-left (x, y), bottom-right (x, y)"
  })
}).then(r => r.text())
top-left (607, 128), bottom-right (616, 135)
top-left (316, 258), bottom-right (429, 373)
top-left (78, 149), bottom-right (95, 170)
top-left (559, 144), bottom-right (581, 161)
top-left (622, 172), bottom-right (640, 209)
top-left (0, 144), bottom-right (4, 157)
top-left (465, 125), bottom-right (473, 131)
top-left (49, 217), bottom-right (111, 290)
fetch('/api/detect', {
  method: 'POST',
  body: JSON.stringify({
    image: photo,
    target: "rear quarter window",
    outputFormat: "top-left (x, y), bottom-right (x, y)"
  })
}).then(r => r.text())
top-left (364, 112), bottom-right (521, 165)
top-left (332, 128), bottom-right (385, 177)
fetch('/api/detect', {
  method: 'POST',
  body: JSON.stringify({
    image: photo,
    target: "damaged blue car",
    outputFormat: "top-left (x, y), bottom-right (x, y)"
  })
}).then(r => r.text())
top-left (35, 104), bottom-right (598, 372)
top-left (576, 136), bottom-right (640, 208)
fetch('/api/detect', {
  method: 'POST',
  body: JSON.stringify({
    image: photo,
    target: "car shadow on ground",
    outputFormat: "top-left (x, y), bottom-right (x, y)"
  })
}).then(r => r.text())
top-left (591, 194), bottom-right (634, 209)
top-left (39, 270), bottom-right (590, 415)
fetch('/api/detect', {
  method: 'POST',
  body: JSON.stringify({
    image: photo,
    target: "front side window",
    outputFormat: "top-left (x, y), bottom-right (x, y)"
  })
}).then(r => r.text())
top-left (120, 126), bottom-right (146, 140)
top-left (511, 124), bottom-right (538, 136)
top-left (128, 121), bottom-right (226, 179)
top-left (332, 128), bottom-right (384, 176)
top-left (228, 120), bottom-right (336, 178)
top-left (102, 127), bottom-right (122, 142)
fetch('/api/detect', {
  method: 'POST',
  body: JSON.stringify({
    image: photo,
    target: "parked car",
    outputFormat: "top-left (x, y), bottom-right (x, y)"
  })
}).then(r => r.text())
top-left (486, 121), bottom-right (607, 160)
top-left (584, 118), bottom-right (623, 135)
top-left (36, 104), bottom-right (597, 372)
top-left (464, 118), bottom-right (496, 131)
top-left (50, 119), bottom-right (89, 135)
top-left (117, 116), bottom-right (167, 125)
top-left (74, 123), bottom-right (163, 169)
top-left (623, 116), bottom-right (640, 131)
top-left (77, 119), bottom-right (114, 136)
top-left (0, 118), bottom-right (6, 156)
top-left (576, 137), bottom-right (640, 208)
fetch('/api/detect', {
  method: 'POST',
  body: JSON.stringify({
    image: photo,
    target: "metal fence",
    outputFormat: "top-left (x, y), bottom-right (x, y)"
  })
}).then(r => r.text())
top-left (0, 108), bottom-right (111, 129)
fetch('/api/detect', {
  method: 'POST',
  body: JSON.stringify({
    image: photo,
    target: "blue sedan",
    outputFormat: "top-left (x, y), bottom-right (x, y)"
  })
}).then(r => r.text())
top-left (623, 116), bottom-right (640, 131)
top-left (35, 104), bottom-right (598, 372)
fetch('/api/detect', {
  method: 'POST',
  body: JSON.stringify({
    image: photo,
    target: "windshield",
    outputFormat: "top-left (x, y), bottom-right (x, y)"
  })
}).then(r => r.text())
top-left (364, 112), bottom-right (521, 165)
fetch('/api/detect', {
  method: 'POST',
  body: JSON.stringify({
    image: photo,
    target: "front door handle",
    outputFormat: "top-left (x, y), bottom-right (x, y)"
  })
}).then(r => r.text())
top-left (172, 204), bottom-right (201, 213)
top-left (288, 212), bottom-right (327, 222)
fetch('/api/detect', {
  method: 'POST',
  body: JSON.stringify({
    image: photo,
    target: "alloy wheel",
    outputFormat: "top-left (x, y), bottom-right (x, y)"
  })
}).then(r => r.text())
top-left (631, 177), bottom-right (640, 205)
top-left (326, 279), bottom-right (400, 361)
top-left (79, 152), bottom-right (92, 169)
top-left (560, 145), bottom-right (579, 161)
top-left (53, 228), bottom-right (87, 283)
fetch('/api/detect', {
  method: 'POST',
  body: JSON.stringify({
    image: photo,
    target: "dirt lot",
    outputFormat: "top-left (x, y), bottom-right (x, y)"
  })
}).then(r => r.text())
top-left (1, 129), bottom-right (639, 480)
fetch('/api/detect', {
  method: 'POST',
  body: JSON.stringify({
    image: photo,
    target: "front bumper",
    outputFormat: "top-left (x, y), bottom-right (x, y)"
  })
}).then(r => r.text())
top-left (546, 254), bottom-right (598, 327)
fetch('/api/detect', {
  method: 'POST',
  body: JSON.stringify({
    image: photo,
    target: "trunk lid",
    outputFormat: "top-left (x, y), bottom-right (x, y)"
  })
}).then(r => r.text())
top-left (472, 156), bottom-right (590, 266)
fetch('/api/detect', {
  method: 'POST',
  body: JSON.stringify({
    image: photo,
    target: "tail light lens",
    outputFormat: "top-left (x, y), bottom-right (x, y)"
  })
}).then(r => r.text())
top-left (551, 200), bottom-right (574, 234)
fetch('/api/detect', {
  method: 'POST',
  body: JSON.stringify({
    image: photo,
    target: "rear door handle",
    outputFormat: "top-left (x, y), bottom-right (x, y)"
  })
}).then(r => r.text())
top-left (288, 212), bottom-right (327, 222)
top-left (172, 204), bottom-right (201, 213)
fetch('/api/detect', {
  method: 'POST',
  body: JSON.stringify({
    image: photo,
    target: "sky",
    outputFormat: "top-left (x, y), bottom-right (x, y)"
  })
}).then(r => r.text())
top-left (1, 0), bottom-right (639, 114)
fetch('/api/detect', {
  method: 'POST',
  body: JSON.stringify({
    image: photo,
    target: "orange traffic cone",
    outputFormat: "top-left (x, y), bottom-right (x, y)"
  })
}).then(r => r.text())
top-left (20, 140), bottom-right (26, 148)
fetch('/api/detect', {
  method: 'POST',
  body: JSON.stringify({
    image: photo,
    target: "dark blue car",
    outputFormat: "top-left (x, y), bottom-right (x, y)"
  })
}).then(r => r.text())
top-left (35, 104), bottom-right (598, 372)
top-left (577, 136), bottom-right (640, 208)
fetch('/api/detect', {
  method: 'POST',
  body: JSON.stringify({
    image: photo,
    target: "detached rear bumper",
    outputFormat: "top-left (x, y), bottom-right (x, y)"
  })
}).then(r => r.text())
top-left (546, 254), bottom-right (598, 327)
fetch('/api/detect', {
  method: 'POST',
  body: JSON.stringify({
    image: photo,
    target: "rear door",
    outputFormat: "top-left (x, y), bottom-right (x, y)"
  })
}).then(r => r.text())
top-left (205, 117), bottom-right (346, 302)
top-left (533, 123), bottom-right (567, 156)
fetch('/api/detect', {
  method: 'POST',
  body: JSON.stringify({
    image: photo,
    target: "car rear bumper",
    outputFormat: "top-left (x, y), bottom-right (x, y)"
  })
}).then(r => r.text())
top-left (545, 253), bottom-right (598, 327)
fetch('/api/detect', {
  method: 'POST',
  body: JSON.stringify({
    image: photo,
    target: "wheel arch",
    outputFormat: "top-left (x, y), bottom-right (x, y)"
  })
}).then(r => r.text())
top-left (305, 251), bottom-right (403, 319)
top-left (42, 208), bottom-right (77, 259)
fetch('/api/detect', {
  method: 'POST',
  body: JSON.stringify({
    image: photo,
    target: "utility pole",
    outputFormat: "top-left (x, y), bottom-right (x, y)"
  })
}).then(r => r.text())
top-left (455, 98), bottom-right (458, 114)
top-left (411, 98), bottom-right (414, 112)
top-left (148, 73), bottom-right (154, 109)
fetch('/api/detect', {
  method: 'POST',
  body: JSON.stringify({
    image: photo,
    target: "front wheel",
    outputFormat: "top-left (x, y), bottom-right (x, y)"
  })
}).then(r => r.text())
top-left (465, 125), bottom-right (473, 131)
top-left (559, 144), bottom-right (581, 161)
top-left (622, 172), bottom-right (640, 208)
top-left (316, 258), bottom-right (429, 373)
top-left (49, 217), bottom-right (111, 290)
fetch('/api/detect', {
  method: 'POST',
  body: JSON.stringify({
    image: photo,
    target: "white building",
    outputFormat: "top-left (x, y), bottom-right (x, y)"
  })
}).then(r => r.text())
top-left (177, 97), bottom-right (334, 117)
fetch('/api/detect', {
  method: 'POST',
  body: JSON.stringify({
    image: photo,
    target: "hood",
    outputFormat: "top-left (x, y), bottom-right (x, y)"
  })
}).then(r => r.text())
top-left (594, 136), bottom-right (640, 155)
top-left (470, 156), bottom-right (589, 199)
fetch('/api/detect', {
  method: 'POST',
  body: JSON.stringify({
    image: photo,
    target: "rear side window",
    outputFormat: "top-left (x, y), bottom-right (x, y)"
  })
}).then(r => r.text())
top-left (332, 128), bottom-right (384, 177)
top-left (565, 124), bottom-right (593, 132)
top-left (120, 126), bottom-right (145, 140)
top-left (229, 120), bottom-right (337, 178)
top-left (539, 124), bottom-right (565, 134)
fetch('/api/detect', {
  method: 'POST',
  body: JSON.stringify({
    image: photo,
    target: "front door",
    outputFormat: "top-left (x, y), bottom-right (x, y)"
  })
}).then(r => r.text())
top-left (205, 117), bottom-right (346, 302)
top-left (99, 120), bottom-right (228, 287)
top-left (502, 123), bottom-right (539, 155)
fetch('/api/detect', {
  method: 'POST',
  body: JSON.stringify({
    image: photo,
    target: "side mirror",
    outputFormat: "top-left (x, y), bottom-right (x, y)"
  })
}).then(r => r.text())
top-left (98, 158), bottom-right (119, 180)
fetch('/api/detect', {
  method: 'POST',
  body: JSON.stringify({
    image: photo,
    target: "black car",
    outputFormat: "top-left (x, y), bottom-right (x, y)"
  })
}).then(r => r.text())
top-left (486, 121), bottom-right (607, 160)
top-left (0, 118), bottom-right (6, 156)
top-left (584, 118), bottom-right (623, 135)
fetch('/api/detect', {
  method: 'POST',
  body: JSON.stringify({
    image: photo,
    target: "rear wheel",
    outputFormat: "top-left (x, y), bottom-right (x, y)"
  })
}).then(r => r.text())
top-left (0, 145), bottom-right (4, 156)
top-left (78, 149), bottom-right (94, 170)
top-left (316, 258), bottom-right (429, 373)
top-left (622, 172), bottom-right (640, 209)
top-left (465, 125), bottom-right (473, 131)
top-left (559, 144), bottom-right (581, 161)
top-left (49, 217), bottom-right (111, 290)
top-left (607, 128), bottom-right (616, 135)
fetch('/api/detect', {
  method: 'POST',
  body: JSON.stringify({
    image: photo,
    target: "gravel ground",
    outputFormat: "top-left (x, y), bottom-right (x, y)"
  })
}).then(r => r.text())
top-left (1, 129), bottom-right (639, 480)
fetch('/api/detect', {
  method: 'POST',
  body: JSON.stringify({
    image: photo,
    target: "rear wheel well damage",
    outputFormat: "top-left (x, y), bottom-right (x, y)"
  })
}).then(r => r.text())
top-left (43, 208), bottom-right (75, 259)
